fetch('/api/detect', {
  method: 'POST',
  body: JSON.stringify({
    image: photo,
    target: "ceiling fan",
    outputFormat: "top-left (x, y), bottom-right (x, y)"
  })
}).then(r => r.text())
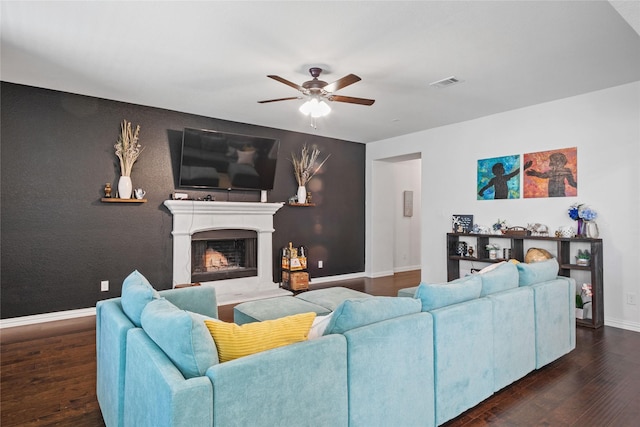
top-left (258, 67), bottom-right (375, 117)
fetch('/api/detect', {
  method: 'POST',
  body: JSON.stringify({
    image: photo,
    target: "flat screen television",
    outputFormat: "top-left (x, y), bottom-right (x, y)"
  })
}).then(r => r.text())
top-left (179, 128), bottom-right (280, 191)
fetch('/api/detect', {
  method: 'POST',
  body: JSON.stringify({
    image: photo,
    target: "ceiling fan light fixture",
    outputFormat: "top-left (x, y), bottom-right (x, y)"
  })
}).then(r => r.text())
top-left (299, 97), bottom-right (331, 117)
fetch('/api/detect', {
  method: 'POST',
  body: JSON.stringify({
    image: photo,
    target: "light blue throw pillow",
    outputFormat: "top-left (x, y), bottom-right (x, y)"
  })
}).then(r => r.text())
top-left (120, 270), bottom-right (160, 327)
top-left (324, 296), bottom-right (422, 335)
top-left (479, 262), bottom-right (519, 296)
top-left (517, 258), bottom-right (559, 286)
top-left (415, 275), bottom-right (482, 311)
top-left (141, 298), bottom-right (219, 379)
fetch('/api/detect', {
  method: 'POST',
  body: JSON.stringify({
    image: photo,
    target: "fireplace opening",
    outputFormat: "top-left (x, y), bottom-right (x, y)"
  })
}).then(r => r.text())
top-left (191, 229), bottom-right (257, 282)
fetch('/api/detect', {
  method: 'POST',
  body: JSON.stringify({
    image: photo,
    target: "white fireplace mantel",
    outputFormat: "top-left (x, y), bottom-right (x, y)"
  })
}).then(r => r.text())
top-left (164, 200), bottom-right (290, 305)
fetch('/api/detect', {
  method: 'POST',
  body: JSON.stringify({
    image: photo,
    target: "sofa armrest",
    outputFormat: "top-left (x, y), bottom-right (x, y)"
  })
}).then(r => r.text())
top-left (160, 285), bottom-right (218, 319)
top-left (124, 329), bottom-right (213, 427)
top-left (206, 335), bottom-right (348, 427)
top-left (96, 299), bottom-right (135, 427)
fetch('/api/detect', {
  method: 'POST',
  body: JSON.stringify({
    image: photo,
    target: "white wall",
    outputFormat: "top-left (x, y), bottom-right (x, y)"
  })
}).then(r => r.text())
top-left (393, 158), bottom-right (421, 272)
top-left (366, 154), bottom-right (422, 277)
top-left (367, 82), bottom-right (640, 332)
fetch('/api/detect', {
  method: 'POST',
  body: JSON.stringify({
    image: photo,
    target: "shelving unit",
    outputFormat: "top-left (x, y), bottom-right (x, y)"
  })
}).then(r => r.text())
top-left (447, 233), bottom-right (604, 328)
top-left (101, 198), bottom-right (147, 203)
top-left (280, 243), bottom-right (309, 292)
top-left (287, 202), bottom-right (316, 207)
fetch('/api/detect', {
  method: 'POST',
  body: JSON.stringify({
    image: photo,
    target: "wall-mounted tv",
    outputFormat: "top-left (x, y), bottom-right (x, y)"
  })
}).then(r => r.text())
top-left (179, 128), bottom-right (280, 191)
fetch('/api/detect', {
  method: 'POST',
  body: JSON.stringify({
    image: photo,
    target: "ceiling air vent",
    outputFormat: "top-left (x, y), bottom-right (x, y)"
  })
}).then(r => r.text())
top-left (429, 76), bottom-right (462, 88)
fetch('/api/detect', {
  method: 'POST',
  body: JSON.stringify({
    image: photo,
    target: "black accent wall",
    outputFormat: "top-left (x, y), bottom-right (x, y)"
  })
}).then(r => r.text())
top-left (1, 82), bottom-right (365, 318)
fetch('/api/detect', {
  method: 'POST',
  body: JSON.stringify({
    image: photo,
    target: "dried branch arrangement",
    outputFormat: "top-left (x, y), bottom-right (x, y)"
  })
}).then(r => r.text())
top-left (290, 144), bottom-right (330, 186)
top-left (114, 120), bottom-right (143, 176)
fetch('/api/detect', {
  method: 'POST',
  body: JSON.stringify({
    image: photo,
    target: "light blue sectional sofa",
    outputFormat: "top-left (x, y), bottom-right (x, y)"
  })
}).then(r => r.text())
top-left (96, 259), bottom-right (574, 427)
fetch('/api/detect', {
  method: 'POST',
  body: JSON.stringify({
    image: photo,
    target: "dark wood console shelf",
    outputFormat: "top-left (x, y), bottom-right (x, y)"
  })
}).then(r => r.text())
top-left (447, 233), bottom-right (603, 329)
top-left (101, 198), bottom-right (147, 203)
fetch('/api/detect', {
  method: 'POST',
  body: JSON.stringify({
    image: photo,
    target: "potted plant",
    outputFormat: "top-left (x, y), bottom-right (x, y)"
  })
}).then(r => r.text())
top-left (290, 144), bottom-right (330, 203)
top-left (486, 243), bottom-right (500, 260)
top-left (575, 283), bottom-right (593, 319)
top-left (576, 249), bottom-right (591, 266)
top-left (114, 119), bottom-right (143, 199)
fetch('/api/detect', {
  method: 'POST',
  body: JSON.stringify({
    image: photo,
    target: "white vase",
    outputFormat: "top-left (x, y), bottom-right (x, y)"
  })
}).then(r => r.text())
top-left (118, 176), bottom-right (132, 199)
top-left (297, 185), bottom-right (307, 204)
top-left (489, 249), bottom-right (498, 260)
top-left (585, 221), bottom-right (599, 238)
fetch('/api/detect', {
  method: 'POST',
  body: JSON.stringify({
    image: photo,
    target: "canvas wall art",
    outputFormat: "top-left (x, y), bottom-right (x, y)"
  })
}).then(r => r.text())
top-left (477, 154), bottom-right (521, 200)
top-left (523, 147), bottom-right (577, 198)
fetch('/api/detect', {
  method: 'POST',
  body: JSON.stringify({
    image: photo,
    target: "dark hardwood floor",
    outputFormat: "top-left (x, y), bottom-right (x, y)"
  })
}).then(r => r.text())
top-left (2, 271), bottom-right (639, 426)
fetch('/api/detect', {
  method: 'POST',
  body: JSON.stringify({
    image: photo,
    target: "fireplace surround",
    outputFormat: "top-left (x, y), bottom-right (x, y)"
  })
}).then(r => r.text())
top-left (164, 200), bottom-right (291, 304)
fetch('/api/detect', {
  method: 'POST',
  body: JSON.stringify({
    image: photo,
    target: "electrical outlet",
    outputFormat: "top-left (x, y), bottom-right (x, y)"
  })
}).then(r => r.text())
top-left (318, 260), bottom-right (323, 268)
top-left (627, 293), bottom-right (637, 305)
top-left (101, 280), bottom-right (109, 292)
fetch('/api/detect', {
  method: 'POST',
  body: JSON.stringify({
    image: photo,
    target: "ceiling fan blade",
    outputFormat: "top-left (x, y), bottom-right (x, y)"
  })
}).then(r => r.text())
top-left (324, 74), bottom-right (361, 93)
top-left (329, 95), bottom-right (375, 106)
top-left (258, 96), bottom-right (302, 104)
top-left (267, 75), bottom-right (306, 92)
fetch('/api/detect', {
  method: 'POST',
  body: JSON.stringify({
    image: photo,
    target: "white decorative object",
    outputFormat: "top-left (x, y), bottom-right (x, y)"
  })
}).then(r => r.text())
top-left (527, 223), bottom-right (549, 236)
top-left (163, 201), bottom-right (288, 305)
top-left (297, 186), bottom-right (307, 204)
top-left (585, 221), bottom-right (599, 238)
top-left (118, 176), bottom-right (132, 199)
top-left (260, 190), bottom-right (267, 203)
top-left (559, 226), bottom-right (575, 238)
top-left (134, 188), bottom-right (146, 199)
top-left (489, 250), bottom-right (498, 260)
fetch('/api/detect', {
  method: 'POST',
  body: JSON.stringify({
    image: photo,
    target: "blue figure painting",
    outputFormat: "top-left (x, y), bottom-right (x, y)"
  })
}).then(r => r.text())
top-left (477, 155), bottom-right (521, 200)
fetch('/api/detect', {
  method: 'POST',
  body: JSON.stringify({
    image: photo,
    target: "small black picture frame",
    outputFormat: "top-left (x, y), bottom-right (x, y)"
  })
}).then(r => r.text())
top-left (452, 214), bottom-right (474, 233)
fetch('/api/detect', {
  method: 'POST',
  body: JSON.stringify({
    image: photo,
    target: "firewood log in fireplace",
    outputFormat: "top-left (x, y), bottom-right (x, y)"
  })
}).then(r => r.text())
top-left (204, 248), bottom-right (229, 271)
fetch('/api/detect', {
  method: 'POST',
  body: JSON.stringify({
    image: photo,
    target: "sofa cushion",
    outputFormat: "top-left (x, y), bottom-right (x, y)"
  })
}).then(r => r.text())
top-left (397, 287), bottom-right (418, 298)
top-left (478, 261), bottom-right (519, 296)
top-left (323, 296), bottom-right (422, 335)
top-left (415, 275), bottom-right (482, 311)
top-left (517, 258), bottom-right (559, 286)
top-left (121, 270), bottom-right (160, 327)
top-left (205, 312), bottom-right (316, 363)
top-left (296, 286), bottom-right (371, 311)
top-left (234, 296), bottom-right (330, 325)
top-left (141, 298), bottom-right (219, 379)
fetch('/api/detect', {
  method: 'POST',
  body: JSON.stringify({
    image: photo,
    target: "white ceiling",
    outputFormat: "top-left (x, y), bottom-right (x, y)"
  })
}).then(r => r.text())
top-left (2, 1), bottom-right (639, 143)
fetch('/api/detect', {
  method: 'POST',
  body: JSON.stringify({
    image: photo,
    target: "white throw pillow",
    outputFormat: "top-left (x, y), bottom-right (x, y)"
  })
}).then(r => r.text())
top-left (308, 313), bottom-right (333, 339)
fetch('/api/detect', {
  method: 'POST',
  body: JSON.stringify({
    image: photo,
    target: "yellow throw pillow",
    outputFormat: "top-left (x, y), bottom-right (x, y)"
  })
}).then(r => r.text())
top-left (204, 312), bottom-right (316, 363)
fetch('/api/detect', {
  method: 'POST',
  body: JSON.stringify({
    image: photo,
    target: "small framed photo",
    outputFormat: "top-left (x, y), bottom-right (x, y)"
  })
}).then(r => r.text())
top-left (452, 214), bottom-right (473, 233)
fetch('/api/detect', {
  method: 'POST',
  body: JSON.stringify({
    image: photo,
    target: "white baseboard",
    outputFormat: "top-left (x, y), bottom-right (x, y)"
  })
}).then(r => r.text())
top-left (311, 272), bottom-right (367, 284)
top-left (369, 270), bottom-right (395, 278)
top-left (394, 265), bottom-right (421, 273)
top-left (0, 307), bottom-right (97, 329)
top-left (604, 317), bottom-right (640, 333)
